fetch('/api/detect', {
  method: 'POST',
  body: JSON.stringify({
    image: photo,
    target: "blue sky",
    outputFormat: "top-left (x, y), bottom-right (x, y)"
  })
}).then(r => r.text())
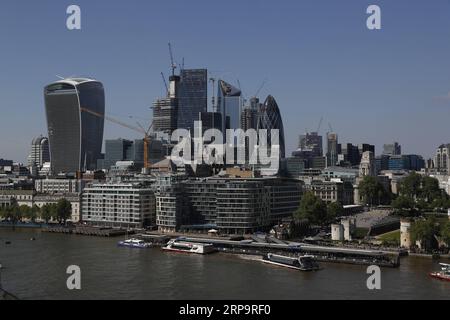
top-left (1, 0), bottom-right (450, 162)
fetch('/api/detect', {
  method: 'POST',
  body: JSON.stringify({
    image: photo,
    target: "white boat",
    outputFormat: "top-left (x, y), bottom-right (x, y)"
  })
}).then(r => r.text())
top-left (262, 253), bottom-right (320, 271)
top-left (162, 240), bottom-right (217, 255)
top-left (118, 238), bottom-right (152, 249)
top-left (430, 263), bottom-right (450, 282)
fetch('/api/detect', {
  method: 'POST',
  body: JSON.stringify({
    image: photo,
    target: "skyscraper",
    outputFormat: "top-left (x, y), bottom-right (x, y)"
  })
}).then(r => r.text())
top-left (217, 80), bottom-right (242, 134)
top-left (257, 95), bottom-right (286, 160)
top-left (44, 78), bottom-right (105, 174)
top-left (383, 142), bottom-right (402, 156)
top-left (299, 132), bottom-right (323, 157)
top-left (177, 69), bottom-right (208, 132)
top-left (326, 133), bottom-right (339, 167)
top-left (27, 135), bottom-right (50, 167)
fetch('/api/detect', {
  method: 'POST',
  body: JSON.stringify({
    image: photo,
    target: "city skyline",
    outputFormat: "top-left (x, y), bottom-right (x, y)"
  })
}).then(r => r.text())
top-left (1, 0), bottom-right (450, 163)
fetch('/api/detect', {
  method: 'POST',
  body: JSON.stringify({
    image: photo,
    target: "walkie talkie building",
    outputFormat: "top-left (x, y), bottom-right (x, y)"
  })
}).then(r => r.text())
top-left (44, 78), bottom-right (105, 174)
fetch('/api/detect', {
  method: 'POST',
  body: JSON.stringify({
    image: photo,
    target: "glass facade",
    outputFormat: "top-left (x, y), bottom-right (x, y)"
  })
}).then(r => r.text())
top-left (177, 69), bottom-right (208, 132)
top-left (44, 79), bottom-right (105, 174)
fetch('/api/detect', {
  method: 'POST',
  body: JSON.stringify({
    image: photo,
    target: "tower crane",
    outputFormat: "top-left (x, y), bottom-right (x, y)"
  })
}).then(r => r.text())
top-left (80, 108), bottom-right (154, 169)
top-left (161, 72), bottom-right (169, 96)
top-left (168, 42), bottom-right (177, 76)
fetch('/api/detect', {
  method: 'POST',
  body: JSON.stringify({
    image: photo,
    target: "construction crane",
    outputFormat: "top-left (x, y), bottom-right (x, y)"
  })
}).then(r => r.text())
top-left (316, 116), bottom-right (324, 134)
top-left (254, 79), bottom-right (267, 98)
top-left (80, 108), bottom-right (154, 169)
top-left (168, 42), bottom-right (177, 76)
top-left (161, 72), bottom-right (169, 96)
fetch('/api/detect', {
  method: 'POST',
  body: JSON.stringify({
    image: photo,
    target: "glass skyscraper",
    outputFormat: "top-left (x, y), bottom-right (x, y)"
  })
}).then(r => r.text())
top-left (217, 80), bottom-right (242, 134)
top-left (257, 95), bottom-right (286, 160)
top-left (44, 78), bottom-right (105, 174)
top-left (177, 69), bottom-right (208, 132)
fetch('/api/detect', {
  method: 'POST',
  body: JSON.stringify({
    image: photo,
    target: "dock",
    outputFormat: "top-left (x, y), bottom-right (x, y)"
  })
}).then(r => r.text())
top-left (43, 226), bottom-right (131, 237)
top-left (168, 236), bottom-right (400, 268)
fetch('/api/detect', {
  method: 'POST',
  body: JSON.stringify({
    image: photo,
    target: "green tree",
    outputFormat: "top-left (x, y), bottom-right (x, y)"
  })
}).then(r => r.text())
top-left (294, 192), bottom-right (327, 226)
top-left (56, 199), bottom-right (72, 224)
top-left (399, 172), bottom-right (422, 199)
top-left (40, 204), bottom-right (53, 223)
top-left (19, 205), bottom-right (32, 221)
top-left (326, 202), bottom-right (344, 224)
top-left (392, 195), bottom-right (415, 216)
top-left (421, 176), bottom-right (441, 203)
top-left (410, 218), bottom-right (439, 249)
top-left (358, 176), bottom-right (386, 206)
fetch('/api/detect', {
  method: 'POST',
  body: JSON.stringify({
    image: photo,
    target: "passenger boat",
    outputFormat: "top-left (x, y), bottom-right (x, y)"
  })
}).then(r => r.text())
top-left (262, 253), bottom-right (320, 271)
top-left (430, 263), bottom-right (450, 282)
top-left (162, 240), bottom-right (217, 255)
top-left (118, 239), bottom-right (152, 249)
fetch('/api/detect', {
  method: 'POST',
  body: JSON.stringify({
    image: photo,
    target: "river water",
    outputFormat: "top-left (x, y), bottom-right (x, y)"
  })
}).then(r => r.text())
top-left (0, 228), bottom-right (448, 300)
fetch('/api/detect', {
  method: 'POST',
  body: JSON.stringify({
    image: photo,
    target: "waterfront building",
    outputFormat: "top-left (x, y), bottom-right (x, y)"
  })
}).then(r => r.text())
top-left (180, 177), bottom-right (301, 234)
top-left (27, 136), bottom-right (50, 168)
top-left (34, 194), bottom-right (81, 223)
top-left (35, 178), bottom-right (86, 195)
top-left (44, 78), bottom-right (105, 174)
top-left (155, 176), bottom-right (188, 233)
top-left (82, 183), bottom-right (156, 228)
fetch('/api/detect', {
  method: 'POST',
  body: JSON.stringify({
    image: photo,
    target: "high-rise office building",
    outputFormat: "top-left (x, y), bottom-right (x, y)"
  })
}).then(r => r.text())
top-left (257, 95), bottom-right (286, 160)
top-left (435, 144), bottom-right (450, 174)
top-left (299, 132), bottom-right (323, 157)
top-left (383, 142), bottom-right (402, 156)
top-left (28, 135), bottom-right (50, 167)
top-left (177, 69), bottom-right (208, 132)
top-left (326, 133), bottom-right (339, 167)
top-left (217, 80), bottom-right (242, 134)
top-left (44, 78), bottom-right (105, 174)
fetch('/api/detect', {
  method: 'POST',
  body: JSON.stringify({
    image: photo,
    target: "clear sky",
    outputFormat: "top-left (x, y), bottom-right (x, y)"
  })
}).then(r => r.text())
top-left (1, 0), bottom-right (450, 163)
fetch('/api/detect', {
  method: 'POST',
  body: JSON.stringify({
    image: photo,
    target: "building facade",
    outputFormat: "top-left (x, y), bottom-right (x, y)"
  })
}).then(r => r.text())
top-left (44, 78), bottom-right (105, 174)
top-left (177, 69), bottom-right (208, 132)
top-left (27, 136), bottom-right (50, 168)
top-left (82, 183), bottom-right (156, 228)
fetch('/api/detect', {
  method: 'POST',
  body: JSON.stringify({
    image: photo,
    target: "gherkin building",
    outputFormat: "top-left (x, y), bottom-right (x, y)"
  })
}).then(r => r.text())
top-left (257, 95), bottom-right (286, 160)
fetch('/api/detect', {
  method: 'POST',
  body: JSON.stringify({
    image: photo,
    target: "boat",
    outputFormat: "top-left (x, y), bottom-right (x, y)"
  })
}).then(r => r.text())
top-left (430, 263), bottom-right (450, 282)
top-left (118, 238), bottom-right (152, 249)
top-left (262, 253), bottom-right (320, 271)
top-left (162, 240), bottom-right (217, 255)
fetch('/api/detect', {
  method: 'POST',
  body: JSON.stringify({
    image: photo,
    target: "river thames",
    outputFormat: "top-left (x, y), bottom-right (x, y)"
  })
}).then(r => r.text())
top-left (0, 228), bottom-right (448, 300)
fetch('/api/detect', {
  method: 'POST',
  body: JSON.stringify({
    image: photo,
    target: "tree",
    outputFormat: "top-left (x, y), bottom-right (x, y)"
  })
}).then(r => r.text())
top-left (56, 199), bottom-right (72, 224)
top-left (326, 202), bottom-right (344, 224)
top-left (19, 205), bottom-right (32, 221)
top-left (441, 221), bottom-right (450, 246)
top-left (30, 205), bottom-right (40, 223)
top-left (40, 204), bottom-right (53, 224)
top-left (392, 195), bottom-right (415, 216)
top-left (358, 176), bottom-right (386, 206)
top-left (410, 218), bottom-right (439, 249)
top-left (294, 192), bottom-right (327, 226)
top-left (399, 172), bottom-right (422, 199)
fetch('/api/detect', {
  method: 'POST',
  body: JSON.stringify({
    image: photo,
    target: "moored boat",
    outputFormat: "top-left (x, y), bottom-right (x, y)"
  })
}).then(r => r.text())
top-left (162, 240), bottom-right (217, 255)
top-left (262, 253), bottom-right (320, 271)
top-left (118, 238), bottom-right (152, 249)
